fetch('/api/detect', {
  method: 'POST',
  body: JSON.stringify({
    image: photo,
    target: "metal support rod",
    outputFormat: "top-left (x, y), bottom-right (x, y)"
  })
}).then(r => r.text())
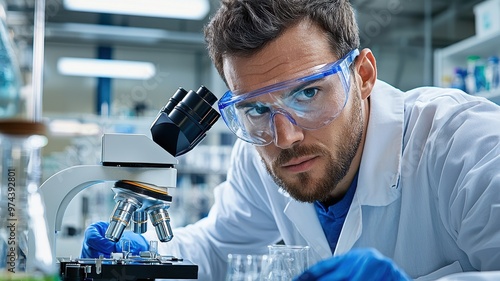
top-left (423, 0), bottom-right (433, 86)
top-left (97, 46), bottom-right (113, 116)
top-left (30, 0), bottom-right (45, 121)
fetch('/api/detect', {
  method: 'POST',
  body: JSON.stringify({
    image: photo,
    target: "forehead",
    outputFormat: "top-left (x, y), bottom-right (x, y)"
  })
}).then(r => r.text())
top-left (223, 21), bottom-right (338, 95)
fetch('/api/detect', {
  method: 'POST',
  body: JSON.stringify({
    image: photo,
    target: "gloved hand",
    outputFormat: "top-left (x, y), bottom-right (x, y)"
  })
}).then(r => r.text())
top-left (293, 248), bottom-right (412, 281)
top-left (80, 221), bottom-right (149, 258)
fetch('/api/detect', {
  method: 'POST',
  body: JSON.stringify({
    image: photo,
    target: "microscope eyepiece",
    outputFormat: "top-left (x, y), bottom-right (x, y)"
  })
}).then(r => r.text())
top-left (162, 87), bottom-right (188, 115)
top-left (151, 85), bottom-right (220, 157)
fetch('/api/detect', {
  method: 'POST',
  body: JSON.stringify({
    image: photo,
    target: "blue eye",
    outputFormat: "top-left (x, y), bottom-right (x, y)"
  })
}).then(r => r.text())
top-left (245, 103), bottom-right (271, 117)
top-left (293, 88), bottom-right (319, 101)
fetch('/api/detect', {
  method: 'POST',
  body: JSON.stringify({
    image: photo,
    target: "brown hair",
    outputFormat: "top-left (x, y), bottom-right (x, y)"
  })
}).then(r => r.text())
top-left (204, 0), bottom-right (360, 83)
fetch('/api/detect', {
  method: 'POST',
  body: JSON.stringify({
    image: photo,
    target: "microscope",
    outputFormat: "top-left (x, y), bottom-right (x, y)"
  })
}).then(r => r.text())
top-left (37, 86), bottom-right (220, 280)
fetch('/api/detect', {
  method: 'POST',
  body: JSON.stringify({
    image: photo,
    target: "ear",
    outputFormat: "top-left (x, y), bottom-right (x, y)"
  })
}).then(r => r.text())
top-left (354, 48), bottom-right (377, 100)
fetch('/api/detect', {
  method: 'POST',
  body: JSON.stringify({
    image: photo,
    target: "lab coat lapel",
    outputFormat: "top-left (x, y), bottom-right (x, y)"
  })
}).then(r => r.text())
top-left (334, 194), bottom-right (362, 255)
top-left (336, 80), bottom-right (405, 255)
top-left (356, 80), bottom-right (404, 206)
top-left (284, 200), bottom-right (332, 259)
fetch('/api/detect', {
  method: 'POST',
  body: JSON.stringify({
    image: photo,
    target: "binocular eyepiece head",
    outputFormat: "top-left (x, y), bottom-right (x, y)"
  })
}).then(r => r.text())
top-left (150, 85), bottom-right (220, 157)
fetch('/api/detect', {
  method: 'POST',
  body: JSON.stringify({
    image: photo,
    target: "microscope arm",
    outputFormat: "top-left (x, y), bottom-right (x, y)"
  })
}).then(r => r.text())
top-left (38, 165), bottom-right (176, 259)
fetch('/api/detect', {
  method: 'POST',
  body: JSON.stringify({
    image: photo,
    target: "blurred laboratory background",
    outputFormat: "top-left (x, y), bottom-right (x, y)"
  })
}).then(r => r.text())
top-left (1, 0), bottom-right (499, 257)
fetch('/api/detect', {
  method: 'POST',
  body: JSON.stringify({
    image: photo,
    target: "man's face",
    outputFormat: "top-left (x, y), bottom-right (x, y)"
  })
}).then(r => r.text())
top-left (223, 21), bottom-right (368, 203)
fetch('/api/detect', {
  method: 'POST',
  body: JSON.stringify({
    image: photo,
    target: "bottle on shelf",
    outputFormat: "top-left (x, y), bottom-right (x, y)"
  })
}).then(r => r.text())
top-left (486, 56), bottom-right (500, 91)
top-left (465, 55), bottom-right (479, 94)
top-left (451, 67), bottom-right (467, 92)
top-left (465, 55), bottom-right (489, 95)
top-left (475, 64), bottom-right (487, 94)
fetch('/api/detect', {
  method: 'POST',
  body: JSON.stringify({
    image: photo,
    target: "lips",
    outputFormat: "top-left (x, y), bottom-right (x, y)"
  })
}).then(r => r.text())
top-left (281, 155), bottom-right (319, 173)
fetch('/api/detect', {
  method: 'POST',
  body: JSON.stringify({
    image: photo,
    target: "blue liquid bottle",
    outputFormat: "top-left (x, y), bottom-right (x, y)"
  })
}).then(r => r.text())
top-left (486, 56), bottom-right (500, 90)
top-left (0, 16), bottom-right (22, 118)
top-left (451, 67), bottom-right (467, 92)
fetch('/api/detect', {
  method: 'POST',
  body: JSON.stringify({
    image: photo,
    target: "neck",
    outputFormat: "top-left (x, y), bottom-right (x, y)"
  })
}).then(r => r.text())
top-left (324, 96), bottom-right (370, 206)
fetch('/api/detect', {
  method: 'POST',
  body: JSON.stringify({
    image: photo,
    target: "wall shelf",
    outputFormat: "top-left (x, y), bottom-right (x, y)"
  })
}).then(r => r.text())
top-left (476, 88), bottom-right (500, 100)
top-left (434, 30), bottom-right (500, 103)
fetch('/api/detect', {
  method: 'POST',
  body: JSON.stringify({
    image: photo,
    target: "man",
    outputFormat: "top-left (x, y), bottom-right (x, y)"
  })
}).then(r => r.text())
top-left (82, 0), bottom-right (500, 280)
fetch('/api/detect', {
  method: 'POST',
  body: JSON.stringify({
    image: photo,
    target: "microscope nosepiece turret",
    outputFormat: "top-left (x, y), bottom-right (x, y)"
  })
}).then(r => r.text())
top-left (106, 180), bottom-right (173, 242)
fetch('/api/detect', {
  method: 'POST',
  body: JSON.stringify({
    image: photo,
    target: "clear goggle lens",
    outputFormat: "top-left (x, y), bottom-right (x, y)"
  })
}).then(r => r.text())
top-left (218, 49), bottom-right (359, 145)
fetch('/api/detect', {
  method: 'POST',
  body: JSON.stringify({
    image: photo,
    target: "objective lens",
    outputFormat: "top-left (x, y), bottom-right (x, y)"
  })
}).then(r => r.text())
top-left (106, 196), bottom-right (141, 242)
top-left (132, 211), bottom-right (148, 234)
top-left (149, 206), bottom-right (173, 242)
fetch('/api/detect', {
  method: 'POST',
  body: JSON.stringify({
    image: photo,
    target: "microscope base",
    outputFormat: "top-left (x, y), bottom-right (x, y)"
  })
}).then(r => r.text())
top-left (58, 256), bottom-right (198, 280)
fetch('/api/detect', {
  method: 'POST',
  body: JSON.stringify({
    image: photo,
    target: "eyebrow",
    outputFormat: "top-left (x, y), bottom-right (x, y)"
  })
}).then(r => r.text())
top-left (235, 100), bottom-right (264, 110)
top-left (283, 77), bottom-right (327, 98)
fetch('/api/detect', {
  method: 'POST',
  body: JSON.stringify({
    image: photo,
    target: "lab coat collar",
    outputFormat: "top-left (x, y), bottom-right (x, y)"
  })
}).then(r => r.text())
top-left (356, 80), bottom-right (405, 206)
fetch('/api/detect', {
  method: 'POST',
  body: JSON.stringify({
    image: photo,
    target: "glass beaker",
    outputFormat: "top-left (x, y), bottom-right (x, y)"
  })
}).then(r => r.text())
top-left (260, 245), bottom-right (310, 281)
top-left (0, 120), bottom-right (57, 280)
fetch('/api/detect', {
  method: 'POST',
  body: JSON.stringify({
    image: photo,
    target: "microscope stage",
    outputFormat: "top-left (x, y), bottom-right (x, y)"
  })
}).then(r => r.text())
top-left (58, 256), bottom-right (198, 280)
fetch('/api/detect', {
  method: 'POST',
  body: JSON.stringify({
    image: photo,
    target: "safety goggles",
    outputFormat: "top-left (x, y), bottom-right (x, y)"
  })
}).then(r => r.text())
top-left (218, 48), bottom-right (359, 146)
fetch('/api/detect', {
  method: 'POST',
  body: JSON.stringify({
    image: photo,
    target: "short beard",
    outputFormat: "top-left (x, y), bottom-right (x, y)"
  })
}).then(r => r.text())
top-left (263, 88), bottom-right (363, 203)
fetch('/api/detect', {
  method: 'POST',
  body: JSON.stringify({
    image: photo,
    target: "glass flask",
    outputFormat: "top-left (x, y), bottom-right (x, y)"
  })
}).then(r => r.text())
top-left (225, 254), bottom-right (268, 281)
top-left (0, 120), bottom-right (58, 280)
top-left (0, 9), bottom-right (23, 119)
top-left (260, 245), bottom-right (310, 281)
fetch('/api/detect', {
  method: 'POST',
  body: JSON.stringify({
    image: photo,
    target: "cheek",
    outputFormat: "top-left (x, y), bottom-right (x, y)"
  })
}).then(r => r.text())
top-left (312, 116), bottom-right (346, 146)
top-left (256, 146), bottom-right (275, 164)
top-left (321, 93), bottom-right (359, 143)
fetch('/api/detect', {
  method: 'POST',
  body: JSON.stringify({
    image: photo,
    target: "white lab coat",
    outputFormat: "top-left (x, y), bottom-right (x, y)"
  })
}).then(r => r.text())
top-left (150, 80), bottom-right (500, 281)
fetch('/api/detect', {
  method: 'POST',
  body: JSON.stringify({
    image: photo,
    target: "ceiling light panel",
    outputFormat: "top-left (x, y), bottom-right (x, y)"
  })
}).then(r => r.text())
top-left (57, 58), bottom-right (156, 80)
top-left (63, 0), bottom-right (210, 20)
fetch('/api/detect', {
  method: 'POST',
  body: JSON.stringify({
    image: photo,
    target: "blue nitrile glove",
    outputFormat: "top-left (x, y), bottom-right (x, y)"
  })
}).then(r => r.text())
top-left (80, 221), bottom-right (149, 258)
top-left (293, 248), bottom-right (412, 281)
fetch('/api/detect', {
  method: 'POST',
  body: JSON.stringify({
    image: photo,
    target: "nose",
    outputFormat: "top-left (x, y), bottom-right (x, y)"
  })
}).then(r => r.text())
top-left (272, 113), bottom-right (304, 149)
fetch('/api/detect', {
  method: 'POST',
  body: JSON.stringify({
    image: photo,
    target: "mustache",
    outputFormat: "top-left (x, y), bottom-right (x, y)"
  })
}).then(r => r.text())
top-left (275, 145), bottom-right (328, 166)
